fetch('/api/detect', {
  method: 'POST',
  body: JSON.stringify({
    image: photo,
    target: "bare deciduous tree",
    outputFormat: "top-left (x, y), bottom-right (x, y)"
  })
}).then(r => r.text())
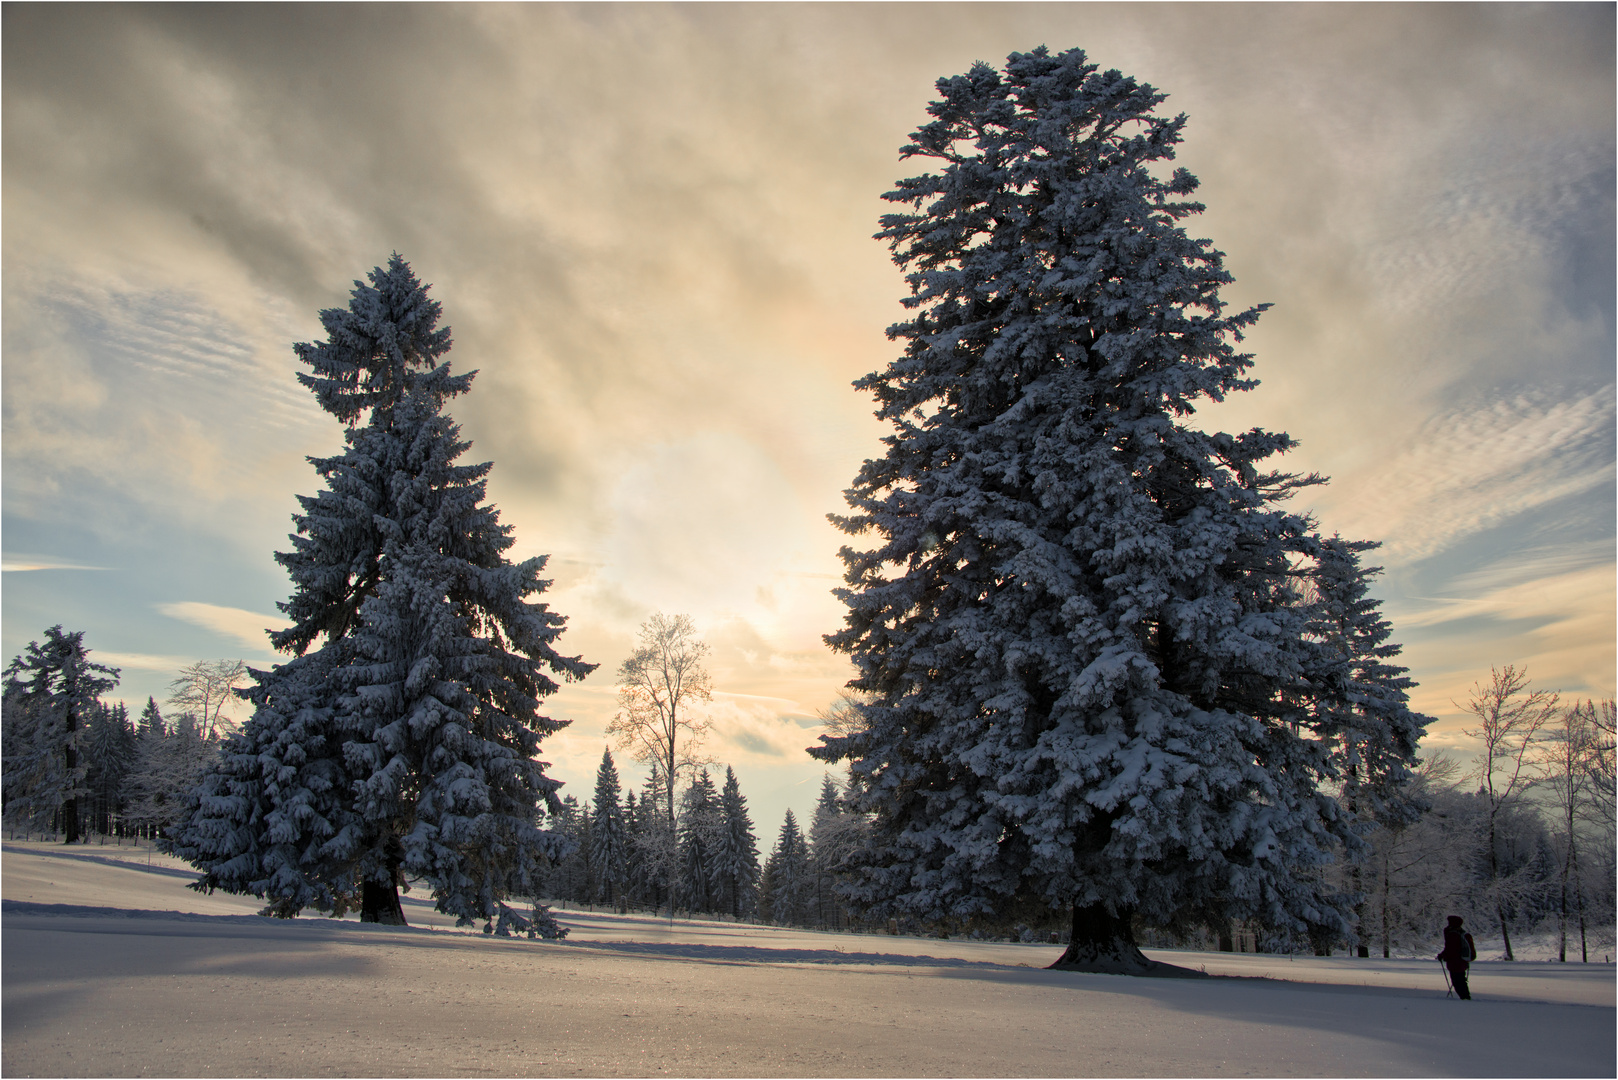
top-left (1586, 699), bottom-right (1616, 833)
top-left (1363, 753), bottom-right (1474, 958)
top-left (817, 694), bottom-right (870, 741)
top-left (1537, 700), bottom-right (1598, 961)
top-left (1460, 665), bottom-right (1557, 961)
top-left (166, 659), bottom-right (248, 741)
top-left (608, 613), bottom-right (713, 903)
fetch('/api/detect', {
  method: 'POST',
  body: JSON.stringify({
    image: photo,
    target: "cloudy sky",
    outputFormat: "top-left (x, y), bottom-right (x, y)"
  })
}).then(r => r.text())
top-left (4, 3), bottom-right (1613, 835)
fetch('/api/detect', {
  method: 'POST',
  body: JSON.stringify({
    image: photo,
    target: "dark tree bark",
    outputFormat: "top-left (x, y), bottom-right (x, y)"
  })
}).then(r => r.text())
top-left (1048, 902), bottom-right (1202, 977)
top-left (62, 708), bottom-right (80, 844)
top-left (360, 857), bottom-right (407, 925)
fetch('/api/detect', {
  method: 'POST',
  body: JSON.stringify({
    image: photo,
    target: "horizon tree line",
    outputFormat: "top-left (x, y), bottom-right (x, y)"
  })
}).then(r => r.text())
top-left (3, 622), bottom-right (1612, 954)
top-left (2, 638), bottom-right (247, 845)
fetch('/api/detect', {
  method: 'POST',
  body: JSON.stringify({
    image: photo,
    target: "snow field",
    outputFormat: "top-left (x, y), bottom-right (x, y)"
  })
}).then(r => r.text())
top-left (4, 841), bottom-right (1613, 1077)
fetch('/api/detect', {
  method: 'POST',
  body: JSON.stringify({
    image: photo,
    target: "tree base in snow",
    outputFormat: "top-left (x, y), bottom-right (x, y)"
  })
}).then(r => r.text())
top-left (360, 880), bottom-right (408, 925)
top-left (1047, 903), bottom-right (1207, 978)
top-left (1047, 946), bottom-right (1207, 978)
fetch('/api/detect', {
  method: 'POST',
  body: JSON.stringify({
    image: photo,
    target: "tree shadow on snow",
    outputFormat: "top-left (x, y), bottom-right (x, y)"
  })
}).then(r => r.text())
top-left (4, 844), bottom-right (201, 881)
top-left (560, 937), bottom-right (1026, 970)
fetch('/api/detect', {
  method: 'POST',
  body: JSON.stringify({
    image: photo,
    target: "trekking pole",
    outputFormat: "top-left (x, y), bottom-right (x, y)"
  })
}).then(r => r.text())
top-left (1439, 960), bottom-right (1454, 999)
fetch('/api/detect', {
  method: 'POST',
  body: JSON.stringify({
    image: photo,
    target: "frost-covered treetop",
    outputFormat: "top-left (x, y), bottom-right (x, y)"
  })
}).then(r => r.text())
top-left (294, 252), bottom-right (460, 424)
top-left (873, 45), bottom-right (1265, 430)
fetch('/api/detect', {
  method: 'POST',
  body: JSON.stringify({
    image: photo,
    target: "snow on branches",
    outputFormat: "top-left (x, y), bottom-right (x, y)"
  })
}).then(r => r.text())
top-left (813, 47), bottom-right (1427, 971)
top-left (174, 256), bottom-right (594, 925)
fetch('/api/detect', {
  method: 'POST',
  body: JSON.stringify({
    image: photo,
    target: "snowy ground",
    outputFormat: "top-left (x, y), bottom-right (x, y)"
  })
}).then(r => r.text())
top-left (3, 840), bottom-right (1613, 1077)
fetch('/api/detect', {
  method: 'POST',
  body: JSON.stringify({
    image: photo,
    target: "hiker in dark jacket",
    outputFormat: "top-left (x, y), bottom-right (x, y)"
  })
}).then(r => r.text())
top-left (1437, 915), bottom-right (1477, 999)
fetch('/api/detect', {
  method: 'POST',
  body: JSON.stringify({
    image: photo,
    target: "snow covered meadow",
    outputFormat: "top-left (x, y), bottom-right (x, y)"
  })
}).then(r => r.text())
top-left (3, 840), bottom-right (1612, 1077)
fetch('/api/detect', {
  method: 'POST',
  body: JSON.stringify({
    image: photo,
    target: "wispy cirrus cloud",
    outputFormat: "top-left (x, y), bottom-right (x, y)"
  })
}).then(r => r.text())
top-left (1311, 386), bottom-right (1614, 564)
top-left (93, 651), bottom-right (198, 674)
top-left (1399, 556), bottom-right (1615, 744)
top-left (1, 555), bottom-right (111, 572)
top-left (155, 601), bottom-right (289, 652)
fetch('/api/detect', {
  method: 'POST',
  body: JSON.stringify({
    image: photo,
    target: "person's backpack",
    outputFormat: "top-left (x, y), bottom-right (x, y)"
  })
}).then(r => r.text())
top-left (1445, 928), bottom-right (1476, 965)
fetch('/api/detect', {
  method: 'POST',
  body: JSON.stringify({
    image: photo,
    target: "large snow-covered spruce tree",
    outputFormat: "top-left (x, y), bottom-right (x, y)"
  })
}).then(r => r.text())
top-left (811, 48), bottom-right (1411, 972)
top-left (175, 255), bottom-right (593, 924)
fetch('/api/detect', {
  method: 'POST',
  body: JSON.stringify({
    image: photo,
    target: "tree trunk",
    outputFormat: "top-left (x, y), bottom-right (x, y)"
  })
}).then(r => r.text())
top-left (1048, 902), bottom-right (1201, 977)
top-left (1349, 785), bottom-right (1368, 957)
top-left (360, 859), bottom-right (407, 926)
top-left (1381, 848), bottom-right (1392, 959)
top-left (1558, 845), bottom-right (1571, 962)
top-left (1573, 844), bottom-right (1588, 963)
top-left (1488, 808), bottom-right (1514, 961)
top-left (1355, 855), bottom-right (1369, 954)
top-left (62, 763), bottom-right (80, 843)
top-left (63, 708), bottom-right (80, 844)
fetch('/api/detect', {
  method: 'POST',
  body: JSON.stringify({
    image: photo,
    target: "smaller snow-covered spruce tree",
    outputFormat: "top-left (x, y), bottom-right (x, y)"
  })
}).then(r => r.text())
top-left (590, 748), bottom-right (628, 907)
top-left (812, 47), bottom-right (1425, 973)
top-left (2, 627), bottom-right (120, 842)
top-left (712, 766), bottom-right (760, 919)
top-left (622, 788), bottom-right (646, 906)
top-left (1308, 539), bottom-right (1428, 824)
top-left (137, 698), bottom-right (164, 742)
top-left (629, 772), bottom-right (674, 911)
top-left (677, 768), bottom-right (723, 912)
top-left (806, 775), bottom-right (842, 928)
top-left (765, 810), bottom-right (811, 927)
top-left (129, 711), bottom-right (219, 843)
top-left (544, 796), bottom-right (592, 903)
top-left (84, 700), bottom-right (136, 837)
top-left (808, 773), bottom-right (869, 930)
top-left (174, 256), bottom-right (593, 925)
top-left (1307, 537), bottom-right (1431, 955)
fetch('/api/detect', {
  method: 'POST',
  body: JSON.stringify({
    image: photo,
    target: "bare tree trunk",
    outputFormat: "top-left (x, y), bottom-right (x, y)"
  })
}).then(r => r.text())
top-left (1558, 840), bottom-right (1571, 962)
top-left (1489, 814), bottom-right (1514, 961)
top-left (1573, 844), bottom-right (1588, 963)
top-left (664, 746), bottom-right (678, 919)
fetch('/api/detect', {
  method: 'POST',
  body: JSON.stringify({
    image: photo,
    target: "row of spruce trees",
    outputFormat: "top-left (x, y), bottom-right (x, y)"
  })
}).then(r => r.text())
top-left (0, 624), bottom-right (869, 933)
top-left (542, 754), bottom-right (870, 930)
top-left (2, 629), bottom-right (222, 845)
top-left (5, 622), bottom-right (1611, 955)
